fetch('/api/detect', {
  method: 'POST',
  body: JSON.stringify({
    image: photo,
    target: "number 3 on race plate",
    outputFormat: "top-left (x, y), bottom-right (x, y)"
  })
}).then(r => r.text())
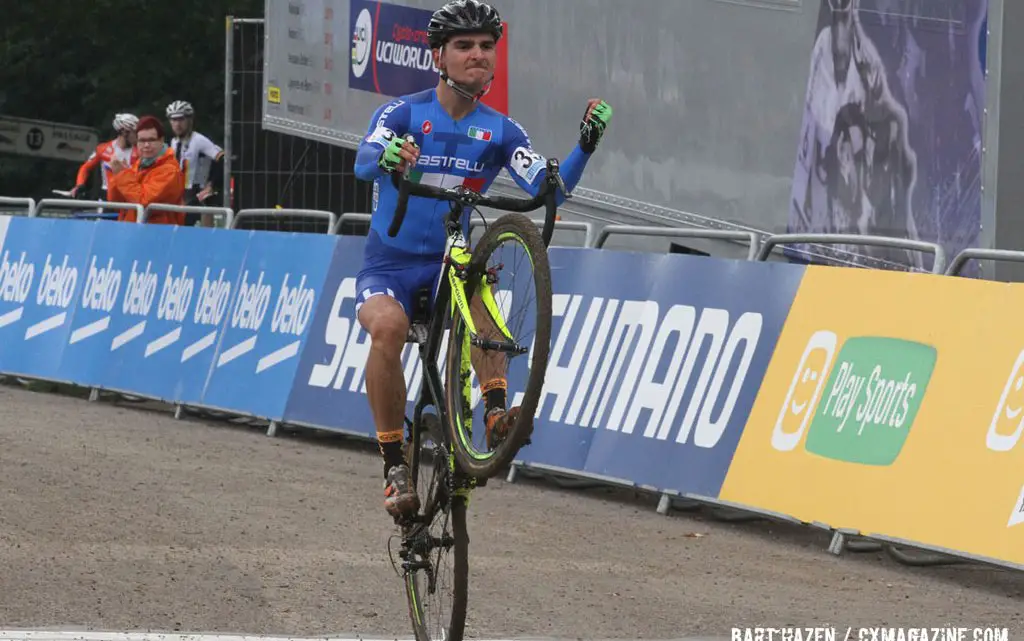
top-left (511, 146), bottom-right (545, 183)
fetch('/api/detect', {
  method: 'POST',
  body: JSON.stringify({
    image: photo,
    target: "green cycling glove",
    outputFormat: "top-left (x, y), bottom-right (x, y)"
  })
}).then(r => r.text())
top-left (579, 100), bottom-right (613, 153)
top-left (378, 134), bottom-right (411, 173)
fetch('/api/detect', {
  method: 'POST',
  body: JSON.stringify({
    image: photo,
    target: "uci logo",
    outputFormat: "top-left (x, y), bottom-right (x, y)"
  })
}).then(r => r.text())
top-left (351, 9), bottom-right (373, 79)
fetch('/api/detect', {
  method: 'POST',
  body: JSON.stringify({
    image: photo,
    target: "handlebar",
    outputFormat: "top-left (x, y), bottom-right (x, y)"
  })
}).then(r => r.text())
top-left (387, 134), bottom-right (570, 247)
top-left (54, 188), bottom-right (92, 201)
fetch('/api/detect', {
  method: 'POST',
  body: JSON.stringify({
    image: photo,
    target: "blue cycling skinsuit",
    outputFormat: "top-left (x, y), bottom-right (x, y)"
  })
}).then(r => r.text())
top-left (353, 87), bottom-right (591, 317)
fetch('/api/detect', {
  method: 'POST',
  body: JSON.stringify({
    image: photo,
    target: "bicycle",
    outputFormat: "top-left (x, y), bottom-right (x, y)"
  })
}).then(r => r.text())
top-left (384, 135), bottom-right (569, 641)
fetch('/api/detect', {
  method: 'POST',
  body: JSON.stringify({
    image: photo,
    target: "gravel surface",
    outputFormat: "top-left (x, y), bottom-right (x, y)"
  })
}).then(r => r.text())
top-left (0, 384), bottom-right (1021, 639)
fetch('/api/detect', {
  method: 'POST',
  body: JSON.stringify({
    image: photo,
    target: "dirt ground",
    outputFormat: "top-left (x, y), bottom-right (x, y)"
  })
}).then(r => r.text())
top-left (0, 383), bottom-right (1022, 640)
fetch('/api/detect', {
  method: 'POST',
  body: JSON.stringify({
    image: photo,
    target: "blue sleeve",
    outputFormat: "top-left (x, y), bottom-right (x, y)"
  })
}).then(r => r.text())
top-left (354, 98), bottom-right (411, 181)
top-left (501, 117), bottom-right (591, 206)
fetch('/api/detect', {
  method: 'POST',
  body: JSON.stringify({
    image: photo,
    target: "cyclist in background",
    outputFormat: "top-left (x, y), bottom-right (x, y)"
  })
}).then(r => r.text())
top-left (352, 0), bottom-right (613, 519)
top-left (69, 113), bottom-right (139, 199)
top-left (166, 100), bottom-right (225, 226)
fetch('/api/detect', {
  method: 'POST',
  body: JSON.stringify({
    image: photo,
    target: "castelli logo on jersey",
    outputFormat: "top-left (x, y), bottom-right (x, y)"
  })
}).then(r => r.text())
top-left (422, 120), bottom-right (432, 135)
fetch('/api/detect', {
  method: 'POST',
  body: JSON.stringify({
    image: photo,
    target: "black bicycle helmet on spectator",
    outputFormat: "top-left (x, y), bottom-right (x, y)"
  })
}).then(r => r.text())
top-left (427, 0), bottom-right (503, 49)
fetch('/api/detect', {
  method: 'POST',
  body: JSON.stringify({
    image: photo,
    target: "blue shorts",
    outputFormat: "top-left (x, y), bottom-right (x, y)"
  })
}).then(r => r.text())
top-left (355, 230), bottom-right (444, 317)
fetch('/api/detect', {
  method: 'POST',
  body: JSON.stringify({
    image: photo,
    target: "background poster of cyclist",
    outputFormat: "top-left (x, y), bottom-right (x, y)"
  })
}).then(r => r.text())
top-left (348, 0), bottom-right (509, 114)
top-left (786, 0), bottom-right (988, 274)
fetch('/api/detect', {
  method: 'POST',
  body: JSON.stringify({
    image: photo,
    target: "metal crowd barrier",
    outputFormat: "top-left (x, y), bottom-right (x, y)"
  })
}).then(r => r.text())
top-left (0, 197), bottom-right (36, 217)
top-left (470, 217), bottom-right (595, 247)
top-left (34, 198), bottom-right (143, 223)
top-left (3, 189), bottom-right (1023, 575)
top-left (231, 208), bottom-right (338, 234)
top-left (945, 248), bottom-right (1024, 277)
top-left (6, 194), bottom-right (1020, 283)
top-left (594, 225), bottom-right (762, 260)
top-left (334, 213), bottom-right (596, 248)
top-left (756, 232), bottom-right (948, 275)
top-left (333, 212), bottom-right (371, 235)
top-left (143, 203), bottom-right (235, 228)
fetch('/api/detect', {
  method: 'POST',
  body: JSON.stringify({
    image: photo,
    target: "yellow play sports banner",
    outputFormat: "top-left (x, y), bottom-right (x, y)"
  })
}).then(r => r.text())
top-left (719, 264), bottom-right (1024, 567)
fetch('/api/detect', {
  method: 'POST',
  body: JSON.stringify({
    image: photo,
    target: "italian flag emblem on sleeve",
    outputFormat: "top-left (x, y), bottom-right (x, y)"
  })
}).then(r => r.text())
top-left (467, 126), bottom-right (492, 141)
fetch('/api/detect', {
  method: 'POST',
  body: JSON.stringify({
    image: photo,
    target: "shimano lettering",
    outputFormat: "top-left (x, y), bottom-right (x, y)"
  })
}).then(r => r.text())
top-left (518, 293), bottom-right (763, 449)
top-left (157, 265), bottom-right (195, 323)
top-left (308, 277), bottom-right (361, 389)
top-left (308, 277), bottom-right (425, 395)
top-left (194, 267), bottom-right (231, 326)
top-left (82, 256), bottom-right (121, 313)
top-left (37, 254), bottom-right (77, 308)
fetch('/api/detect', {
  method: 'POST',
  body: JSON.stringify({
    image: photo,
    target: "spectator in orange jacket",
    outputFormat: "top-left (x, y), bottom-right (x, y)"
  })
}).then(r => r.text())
top-left (107, 115), bottom-right (186, 225)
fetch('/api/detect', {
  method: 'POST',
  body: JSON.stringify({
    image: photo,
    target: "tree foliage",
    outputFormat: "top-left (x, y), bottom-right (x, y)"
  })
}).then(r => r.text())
top-left (0, 0), bottom-right (263, 200)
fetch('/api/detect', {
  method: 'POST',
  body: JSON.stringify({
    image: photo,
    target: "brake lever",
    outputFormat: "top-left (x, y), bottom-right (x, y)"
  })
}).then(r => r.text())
top-left (546, 158), bottom-right (571, 200)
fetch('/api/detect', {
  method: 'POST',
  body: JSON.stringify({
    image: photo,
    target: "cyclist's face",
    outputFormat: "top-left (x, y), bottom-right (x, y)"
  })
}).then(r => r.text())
top-left (169, 116), bottom-right (190, 137)
top-left (436, 34), bottom-right (496, 89)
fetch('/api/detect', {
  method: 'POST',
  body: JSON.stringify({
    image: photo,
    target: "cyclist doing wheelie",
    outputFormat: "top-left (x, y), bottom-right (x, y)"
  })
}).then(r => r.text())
top-left (353, 0), bottom-right (612, 519)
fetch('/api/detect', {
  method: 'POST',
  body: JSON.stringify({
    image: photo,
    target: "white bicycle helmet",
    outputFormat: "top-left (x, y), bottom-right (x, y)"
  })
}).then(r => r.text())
top-left (166, 100), bottom-right (194, 119)
top-left (112, 113), bottom-right (139, 133)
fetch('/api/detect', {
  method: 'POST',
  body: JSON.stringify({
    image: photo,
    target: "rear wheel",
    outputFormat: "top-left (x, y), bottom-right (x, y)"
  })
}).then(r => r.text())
top-left (443, 213), bottom-right (553, 479)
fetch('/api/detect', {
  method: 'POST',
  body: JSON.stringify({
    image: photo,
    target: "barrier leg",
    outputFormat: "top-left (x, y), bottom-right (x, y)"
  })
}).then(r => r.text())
top-left (506, 462), bottom-right (519, 483)
top-left (828, 528), bottom-right (860, 555)
top-left (174, 404), bottom-right (183, 420)
top-left (846, 538), bottom-right (884, 553)
top-left (88, 388), bottom-right (99, 402)
top-left (657, 493), bottom-right (672, 515)
top-left (885, 544), bottom-right (967, 567)
top-left (708, 507), bottom-right (764, 522)
top-left (266, 420), bottom-right (279, 437)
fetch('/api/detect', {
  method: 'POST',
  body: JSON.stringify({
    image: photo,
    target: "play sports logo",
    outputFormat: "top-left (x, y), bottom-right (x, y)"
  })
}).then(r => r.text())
top-left (985, 349), bottom-right (1024, 527)
top-left (770, 330), bottom-right (937, 466)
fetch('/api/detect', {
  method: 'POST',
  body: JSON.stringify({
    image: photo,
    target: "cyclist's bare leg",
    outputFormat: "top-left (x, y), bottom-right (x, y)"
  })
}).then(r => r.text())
top-left (468, 285), bottom-right (522, 449)
top-left (357, 295), bottom-right (420, 517)
top-left (469, 288), bottom-right (506, 384)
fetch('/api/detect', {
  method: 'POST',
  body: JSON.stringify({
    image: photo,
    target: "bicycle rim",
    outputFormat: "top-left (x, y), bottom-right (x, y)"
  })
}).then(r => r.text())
top-left (404, 491), bottom-right (468, 641)
top-left (444, 213), bottom-right (553, 479)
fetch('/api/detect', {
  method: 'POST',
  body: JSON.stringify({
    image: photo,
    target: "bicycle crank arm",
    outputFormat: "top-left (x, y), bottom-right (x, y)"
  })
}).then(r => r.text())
top-left (470, 336), bottom-right (528, 355)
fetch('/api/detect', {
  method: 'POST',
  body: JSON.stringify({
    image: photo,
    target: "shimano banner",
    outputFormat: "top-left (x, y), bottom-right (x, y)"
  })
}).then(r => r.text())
top-left (285, 237), bottom-right (808, 498)
top-left (524, 250), bottom-right (805, 497)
